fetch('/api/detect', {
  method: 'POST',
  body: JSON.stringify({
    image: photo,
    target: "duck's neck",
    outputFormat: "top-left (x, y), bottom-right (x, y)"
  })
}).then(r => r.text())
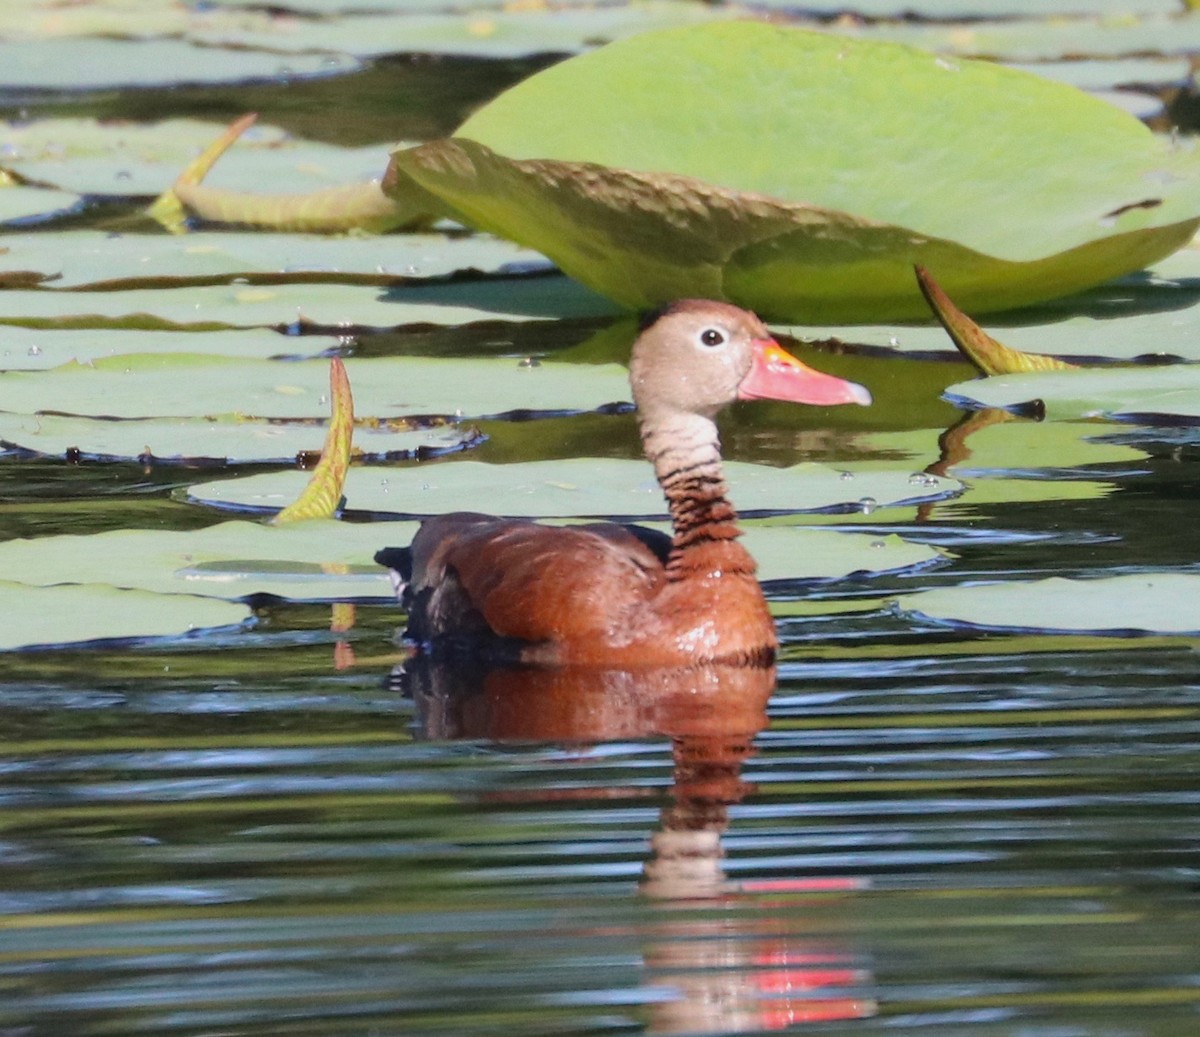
top-left (640, 411), bottom-right (748, 577)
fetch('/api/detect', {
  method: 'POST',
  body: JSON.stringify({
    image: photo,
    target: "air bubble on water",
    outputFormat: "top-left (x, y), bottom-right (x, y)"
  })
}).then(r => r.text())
top-left (858, 496), bottom-right (878, 515)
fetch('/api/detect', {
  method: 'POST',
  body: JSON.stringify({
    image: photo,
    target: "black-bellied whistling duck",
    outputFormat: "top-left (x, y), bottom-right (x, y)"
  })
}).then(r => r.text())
top-left (375, 300), bottom-right (870, 667)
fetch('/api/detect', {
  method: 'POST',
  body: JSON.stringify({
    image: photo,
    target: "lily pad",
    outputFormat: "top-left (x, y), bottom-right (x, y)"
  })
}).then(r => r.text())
top-left (184, 458), bottom-right (962, 519)
top-left (0, 412), bottom-right (477, 465)
top-left (0, 327), bottom-right (338, 370)
top-left (0, 353), bottom-right (630, 420)
top-left (0, 518), bottom-right (941, 607)
top-left (0, 230), bottom-right (548, 289)
top-left (0, 37), bottom-right (358, 91)
top-left (897, 573), bottom-right (1200, 635)
top-left (189, 2), bottom-right (732, 60)
top-left (0, 582), bottom-right (252, 651)
top-left (0, 276), bottom-right (614, 330)
top-left (0, 184), bottom-right (82, 225)
top-left (844, 14), bottom-right (1200, 63)
top-left (943, 367), bottom-right (1200, 423)
top-left (378, 22), bottom-right (1200, 322)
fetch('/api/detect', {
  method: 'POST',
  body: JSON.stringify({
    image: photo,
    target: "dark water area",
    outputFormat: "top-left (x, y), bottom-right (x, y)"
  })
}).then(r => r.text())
top-left (2, 36), bottom-right (1200, 1037)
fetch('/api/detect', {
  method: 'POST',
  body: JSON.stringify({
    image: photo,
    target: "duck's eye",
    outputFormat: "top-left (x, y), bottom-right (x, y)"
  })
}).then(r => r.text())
top-left (699, 327), bottom-right (725, 348)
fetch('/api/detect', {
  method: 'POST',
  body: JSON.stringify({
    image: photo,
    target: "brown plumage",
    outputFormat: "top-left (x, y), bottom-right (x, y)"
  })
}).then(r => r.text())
top-left (376, 300), bottom-right (870, 667)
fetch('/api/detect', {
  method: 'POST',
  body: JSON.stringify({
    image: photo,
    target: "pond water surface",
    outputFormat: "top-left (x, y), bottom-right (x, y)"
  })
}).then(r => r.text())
top-left (3, 18), bottom-right (1200, 1037)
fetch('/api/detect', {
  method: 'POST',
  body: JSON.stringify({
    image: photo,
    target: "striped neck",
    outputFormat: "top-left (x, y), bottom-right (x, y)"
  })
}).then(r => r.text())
top-left (639, 411), bottom-right (744, 575)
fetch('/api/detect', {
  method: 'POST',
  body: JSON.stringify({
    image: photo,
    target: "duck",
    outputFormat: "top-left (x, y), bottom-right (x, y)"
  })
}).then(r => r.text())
top-left (375, 299), bottom-right (870, 668)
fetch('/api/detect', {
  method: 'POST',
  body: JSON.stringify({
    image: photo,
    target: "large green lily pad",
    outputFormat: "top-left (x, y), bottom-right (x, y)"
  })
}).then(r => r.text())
top-left (898, 573), bottom-right (1200, 635)
top-left (0, 517), bottom-right (941, 609)
top-left (0, 581), bottom-right (251, 651)
top-left (184, 458), bottom-right (962, 519)
top-left (376, 22), bottom-right (1200, 322)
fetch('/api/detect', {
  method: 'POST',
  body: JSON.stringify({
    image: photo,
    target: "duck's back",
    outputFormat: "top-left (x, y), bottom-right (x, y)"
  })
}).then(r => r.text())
top-left (379, 511), bottom-right (775, 667)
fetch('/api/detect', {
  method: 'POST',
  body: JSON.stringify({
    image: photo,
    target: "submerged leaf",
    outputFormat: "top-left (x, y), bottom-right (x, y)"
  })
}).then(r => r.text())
top-left (915, 265), bottom-right (1078, 374)
top-left (273, 359), bottom-right (354, 523)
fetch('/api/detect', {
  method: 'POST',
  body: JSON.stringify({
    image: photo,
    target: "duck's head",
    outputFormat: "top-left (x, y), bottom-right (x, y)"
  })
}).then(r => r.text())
top-left (630, 299), bottom-right (871, 420)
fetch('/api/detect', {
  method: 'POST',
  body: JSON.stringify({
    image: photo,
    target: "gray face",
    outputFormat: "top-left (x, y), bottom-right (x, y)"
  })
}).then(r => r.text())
top-left (630, 300), bottom-right (769, 419)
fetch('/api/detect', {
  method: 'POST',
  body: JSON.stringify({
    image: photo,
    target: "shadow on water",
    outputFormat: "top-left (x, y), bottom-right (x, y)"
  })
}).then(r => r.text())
top-left (396, 656), bottom-right (877, 1032)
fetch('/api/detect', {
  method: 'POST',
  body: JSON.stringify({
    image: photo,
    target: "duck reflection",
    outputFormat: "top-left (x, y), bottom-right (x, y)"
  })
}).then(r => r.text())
top-left (393, 657), bottom-right (876, 1033)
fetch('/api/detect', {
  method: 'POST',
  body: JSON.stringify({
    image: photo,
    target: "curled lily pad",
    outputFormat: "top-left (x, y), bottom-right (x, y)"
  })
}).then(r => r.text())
top-left (0, 582), bottom-right (251, 651)
top-left (184, 459), bottom-right (962, 519)
top-left (379, 22), bottom-right (1200, 321)
top-left (898, 573), bottom-right (1200, 635)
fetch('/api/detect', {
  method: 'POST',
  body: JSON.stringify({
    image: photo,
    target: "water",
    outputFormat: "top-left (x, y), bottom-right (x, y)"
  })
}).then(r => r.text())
top-left (2, 455), bottom-right (1198, 1035)
top-left (2, 33), bottom-right (1200, 1037)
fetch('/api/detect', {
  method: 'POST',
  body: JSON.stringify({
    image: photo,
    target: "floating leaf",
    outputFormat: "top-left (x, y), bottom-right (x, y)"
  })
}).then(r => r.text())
top-left (0, 517), bottom-right (941, 607)
top-left (188, 1), bottom-right (733, 60)
top-left (0, 353), bottom-right (629, 420)
top-left (184, 458), bottom-right (961, 519)
top-left (915, 266), bottom-right (1078, 374)
top-left (0, 582), bottom-right (251, 651)
top-left (273, 359), bottom-right (353, 523)
top-left (943, 366), bottom-right (1200, 422)
top-left (151, 113), bottom-right (426, 234)
top-left (898, 573), bottom-right (1200, 635)
top-left (0, 37), bottom-right (358, 90)
top-left (0, 230), bottom-right (546, 289)
top-left (376, 23), bottom-right (1200, 321)
top-left (0, 276), bottom-right (614, 330)
top-left (0, 412), bottom-right (476, 465)
top-left (0, 184), bottom-right (82, 225)
top-left (1, 118), bottom-right (385, 199)
top-left (0, 327), bottom-right (337, 370)
top-left (840, 13), bottom-right (1200, 62)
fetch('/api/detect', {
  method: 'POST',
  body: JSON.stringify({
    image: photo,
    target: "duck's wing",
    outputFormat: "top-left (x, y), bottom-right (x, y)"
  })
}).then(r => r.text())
top-left (388, 512), bottom-right (666, 652)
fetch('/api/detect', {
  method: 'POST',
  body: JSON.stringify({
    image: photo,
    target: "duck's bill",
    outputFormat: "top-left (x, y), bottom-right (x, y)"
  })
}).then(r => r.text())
top-left (738, 339), bottom-right (872, 407)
